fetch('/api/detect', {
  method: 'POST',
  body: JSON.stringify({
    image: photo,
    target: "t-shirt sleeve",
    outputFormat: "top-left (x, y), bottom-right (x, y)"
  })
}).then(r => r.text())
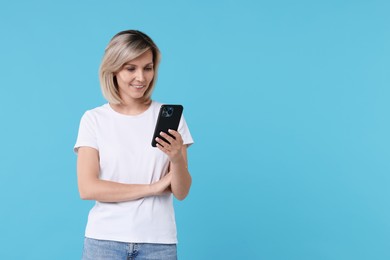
top-left (74, 111), bottom-right (99, 154)
top-left (178, 114), bottom-right (194, 147)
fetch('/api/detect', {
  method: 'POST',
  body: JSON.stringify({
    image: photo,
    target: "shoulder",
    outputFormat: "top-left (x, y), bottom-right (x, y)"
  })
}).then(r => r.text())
top-left (83, 103), bottom-right (110, 117)
top-left (79, 104), bottom-right (111, 124)
top-left (151, 100), bottom-right (163, 108)
top-left (150, 100), bottom-right (163, 114)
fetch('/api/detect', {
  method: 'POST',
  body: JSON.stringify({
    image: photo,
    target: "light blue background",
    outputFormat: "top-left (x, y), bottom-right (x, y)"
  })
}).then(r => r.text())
top-left (0, 1), bottom-right (389, 259)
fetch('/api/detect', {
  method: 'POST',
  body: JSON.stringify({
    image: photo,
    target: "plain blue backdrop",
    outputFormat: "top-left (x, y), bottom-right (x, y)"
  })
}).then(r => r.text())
top-left (0, 1), bottom-right (389, 259)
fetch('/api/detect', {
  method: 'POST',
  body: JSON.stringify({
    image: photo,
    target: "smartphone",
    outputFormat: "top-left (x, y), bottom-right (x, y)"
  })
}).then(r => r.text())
top-left (151, 104), bottom-right (183, 147)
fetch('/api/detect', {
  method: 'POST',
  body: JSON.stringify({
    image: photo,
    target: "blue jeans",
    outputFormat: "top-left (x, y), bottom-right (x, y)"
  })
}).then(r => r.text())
top-left (82, 237), bottom-right (177, 260)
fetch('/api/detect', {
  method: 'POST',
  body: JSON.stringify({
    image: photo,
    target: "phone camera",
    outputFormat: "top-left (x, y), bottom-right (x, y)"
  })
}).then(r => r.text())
top-left (162, 106), bottom-right (174, 117)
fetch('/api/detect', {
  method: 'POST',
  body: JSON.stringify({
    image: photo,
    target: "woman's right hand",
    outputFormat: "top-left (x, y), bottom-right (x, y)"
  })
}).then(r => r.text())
top-left (151, 172), bottom-right (172, 196)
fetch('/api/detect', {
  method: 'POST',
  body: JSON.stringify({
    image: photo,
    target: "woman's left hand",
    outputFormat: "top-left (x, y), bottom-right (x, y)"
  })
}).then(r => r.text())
top-left (156, 129), bottom-right (184, 164)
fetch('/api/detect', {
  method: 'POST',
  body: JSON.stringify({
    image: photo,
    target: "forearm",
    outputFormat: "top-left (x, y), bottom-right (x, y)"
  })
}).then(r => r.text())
top-left (170, 156), bottom-right (192, 201)
top-left (79, 179), bottom-right (154, 203)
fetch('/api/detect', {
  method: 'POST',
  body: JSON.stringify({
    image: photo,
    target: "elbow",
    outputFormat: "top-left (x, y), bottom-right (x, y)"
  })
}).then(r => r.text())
top-left (79, 191), bottom-right (90, 200)
top-left (175, 195), bottom-right (187, 201)
top-left (174, 190), bottom-right (190, 201)
top-left (79, 187), bottom-right (94, 200)
top-left (79, 194), bottom-right (90, 200)
top-left (78, 178), bottom-right (99, 200)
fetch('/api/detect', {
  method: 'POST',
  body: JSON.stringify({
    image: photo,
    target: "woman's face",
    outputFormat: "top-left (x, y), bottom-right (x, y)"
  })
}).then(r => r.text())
top-left (115, 50), bottom-right (154, 103)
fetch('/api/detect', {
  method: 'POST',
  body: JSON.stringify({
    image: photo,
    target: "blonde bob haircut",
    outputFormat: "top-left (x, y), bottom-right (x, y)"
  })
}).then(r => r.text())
top-left (99, 30), bottom-right (161, 104)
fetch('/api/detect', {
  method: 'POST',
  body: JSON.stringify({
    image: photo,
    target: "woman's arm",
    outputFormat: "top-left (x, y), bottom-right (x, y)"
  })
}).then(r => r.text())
top-left (77, 147), bottom-right (171, 203)
top-left (156, 130), bottom-right (192, 201)
top-left (169, 146), bottom-right (192, 200)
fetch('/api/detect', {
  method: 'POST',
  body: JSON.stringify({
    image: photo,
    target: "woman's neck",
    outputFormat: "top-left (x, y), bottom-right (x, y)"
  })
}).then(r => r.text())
top-left (110, 99), bottom-right (151, 116)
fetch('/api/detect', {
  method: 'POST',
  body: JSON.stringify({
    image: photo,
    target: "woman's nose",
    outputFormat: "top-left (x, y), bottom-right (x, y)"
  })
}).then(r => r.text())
top-left (135, 69), bottom-right (145, 81)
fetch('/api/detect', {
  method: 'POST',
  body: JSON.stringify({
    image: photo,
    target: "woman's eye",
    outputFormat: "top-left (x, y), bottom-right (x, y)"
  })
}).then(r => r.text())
top-left (126, 67), bottom-right (136, 72)
top-left (145, 67), bottom-right (153, 71)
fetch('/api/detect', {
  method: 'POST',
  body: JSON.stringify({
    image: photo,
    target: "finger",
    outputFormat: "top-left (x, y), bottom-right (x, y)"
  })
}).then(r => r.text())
top-left (156, 141), bottom-right (166, 150)
top-left (164, 171), bottom-right (173, 177)
top-left (155, 137), bottom-right (171, 149)
top-left (168, 129), bottom-right (183, 144)
top-left (156, 142), bottom-right (170, 153)
top-left (159, 131), bottom-right (175, 145)
top-left (167, 129), bottom-right (180, 138)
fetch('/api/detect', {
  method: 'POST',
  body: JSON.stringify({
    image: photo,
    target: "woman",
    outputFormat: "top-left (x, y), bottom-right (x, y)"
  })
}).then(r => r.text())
top-left (74, 30), bottom-right (194, 260)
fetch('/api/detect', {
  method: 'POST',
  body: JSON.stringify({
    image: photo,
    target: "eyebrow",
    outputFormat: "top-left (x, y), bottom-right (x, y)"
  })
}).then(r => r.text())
top-left (124, 62), bottom-right (154, 66)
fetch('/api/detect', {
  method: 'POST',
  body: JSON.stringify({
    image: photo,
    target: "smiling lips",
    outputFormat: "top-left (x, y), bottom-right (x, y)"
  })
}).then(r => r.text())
top-left (131, 85), bottom-right (145, 89)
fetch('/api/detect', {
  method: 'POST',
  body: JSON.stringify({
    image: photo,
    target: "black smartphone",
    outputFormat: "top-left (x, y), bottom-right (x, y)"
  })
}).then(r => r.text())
top-left (151, 104), bottom-right (183, 147)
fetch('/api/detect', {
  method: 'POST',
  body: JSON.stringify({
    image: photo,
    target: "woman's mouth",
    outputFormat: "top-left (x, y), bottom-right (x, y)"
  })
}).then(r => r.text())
top-left (131, 85), bottom-right (145, 89)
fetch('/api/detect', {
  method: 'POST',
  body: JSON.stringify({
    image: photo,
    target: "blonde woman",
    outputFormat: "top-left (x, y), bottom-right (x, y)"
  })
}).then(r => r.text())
top-left (74, 30), bottom-right (193, 260)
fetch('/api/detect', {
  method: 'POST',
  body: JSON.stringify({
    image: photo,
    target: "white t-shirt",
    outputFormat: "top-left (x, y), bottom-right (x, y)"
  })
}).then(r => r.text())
top-left (74, 101), bottom-right (194, 244)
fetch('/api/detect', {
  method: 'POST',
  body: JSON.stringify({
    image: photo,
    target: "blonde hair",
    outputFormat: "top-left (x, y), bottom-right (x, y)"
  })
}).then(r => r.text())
top-left (99, 30), bottom-right (161, 104)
